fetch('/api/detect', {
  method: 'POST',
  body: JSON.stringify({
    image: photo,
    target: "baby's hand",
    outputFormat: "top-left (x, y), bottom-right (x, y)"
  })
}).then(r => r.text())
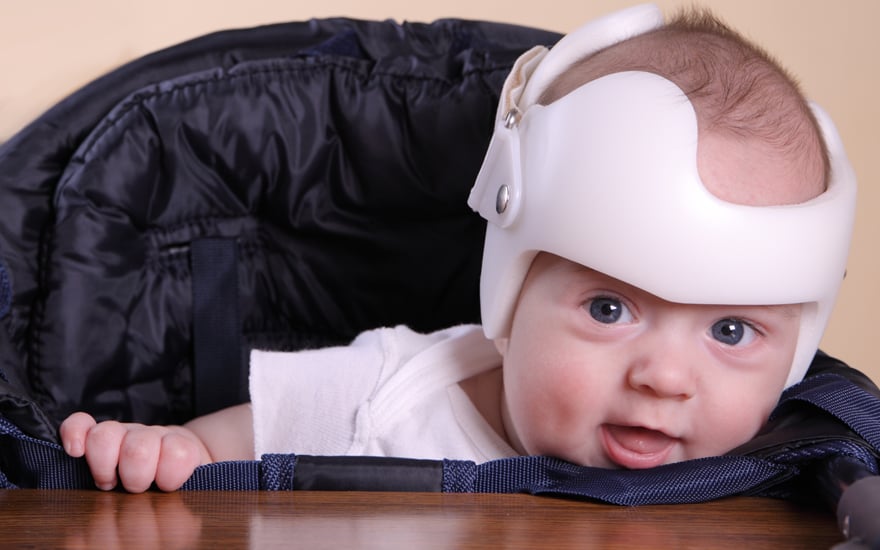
top-left (60, 412), bottom-right (211, 493)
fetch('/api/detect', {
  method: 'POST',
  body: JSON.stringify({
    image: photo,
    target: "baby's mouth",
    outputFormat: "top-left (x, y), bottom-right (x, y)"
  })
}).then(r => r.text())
top-left (600, 424), bottom-right (678, 469)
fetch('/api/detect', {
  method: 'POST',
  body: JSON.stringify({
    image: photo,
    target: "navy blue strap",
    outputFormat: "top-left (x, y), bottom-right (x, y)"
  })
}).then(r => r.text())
top-left (781, 373), bottom-right (880, 451)
top-left (190, 238), bottom-right (244, 416)
top-left (185, 455), bottom-right (444, 491)
top-left (0, 416), bottom-right (94, 489)
top-left (2, 371), bottom-right (878, 499)
top-left (0, 416), bottom-right (859, 502)
top-left (442, 455), bottom-right (793, 504)
top-left (186, 454), bottom-right (792, 501)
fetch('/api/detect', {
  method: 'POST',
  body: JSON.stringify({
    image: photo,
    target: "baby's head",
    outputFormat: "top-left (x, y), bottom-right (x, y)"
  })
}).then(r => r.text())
top-left (538, 8), bottom-right (828, 207)
top-left (467, 5), bottom-right (856, 467)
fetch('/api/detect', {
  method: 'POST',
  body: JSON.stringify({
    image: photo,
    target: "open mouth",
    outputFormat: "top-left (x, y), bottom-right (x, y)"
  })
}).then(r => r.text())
top-left (600, 424), bottom-right (678, 469)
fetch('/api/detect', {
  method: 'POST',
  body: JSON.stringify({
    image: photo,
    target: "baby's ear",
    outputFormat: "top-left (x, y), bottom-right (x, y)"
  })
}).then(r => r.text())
top-left (493, 337), bottom-right (509, 357)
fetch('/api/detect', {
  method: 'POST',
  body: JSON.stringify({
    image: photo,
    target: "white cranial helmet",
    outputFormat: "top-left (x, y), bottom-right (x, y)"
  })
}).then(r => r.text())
top-left (467, 4), bottom-right (857, 389)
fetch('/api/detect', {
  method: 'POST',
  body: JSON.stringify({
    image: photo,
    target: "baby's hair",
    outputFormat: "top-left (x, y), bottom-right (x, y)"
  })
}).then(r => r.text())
top-left (538, 7), bottom-right (829, 197)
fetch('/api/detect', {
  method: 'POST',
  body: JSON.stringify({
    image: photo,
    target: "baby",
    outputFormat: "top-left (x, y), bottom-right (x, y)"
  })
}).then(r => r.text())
top-left (60, 4), bottom-right (856, 492)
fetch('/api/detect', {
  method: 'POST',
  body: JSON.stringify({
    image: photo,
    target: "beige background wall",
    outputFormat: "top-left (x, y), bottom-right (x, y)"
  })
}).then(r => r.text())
top-left (1, 1), bottom-right (878, 383)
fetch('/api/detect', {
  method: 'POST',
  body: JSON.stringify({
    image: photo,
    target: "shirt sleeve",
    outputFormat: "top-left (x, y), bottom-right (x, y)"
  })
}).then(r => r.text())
top-left (249, 329), bottom-right (390, 457)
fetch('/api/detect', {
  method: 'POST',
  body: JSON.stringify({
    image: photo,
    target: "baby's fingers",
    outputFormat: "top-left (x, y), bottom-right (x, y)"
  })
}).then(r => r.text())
top-left (59, 412), bottom-right (97, 458)
top-left (154, 431), bottom-right (204, 492)
top-left (116, 428), bottom-right (163, 493)
top-left (83, 421), bottom-right (128, 491)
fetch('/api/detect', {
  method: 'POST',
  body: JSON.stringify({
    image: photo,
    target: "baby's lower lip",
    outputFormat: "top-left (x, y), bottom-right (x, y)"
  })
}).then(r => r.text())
top-left (600, 424), bottom-right (677, 469)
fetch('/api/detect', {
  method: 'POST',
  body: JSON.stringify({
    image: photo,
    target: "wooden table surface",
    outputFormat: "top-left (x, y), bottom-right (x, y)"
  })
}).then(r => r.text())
top-left (0, 489), bottom-right (844, 549)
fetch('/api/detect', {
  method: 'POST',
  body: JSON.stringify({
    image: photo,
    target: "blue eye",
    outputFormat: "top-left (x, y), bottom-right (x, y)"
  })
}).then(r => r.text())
top-left (588, 297), bottom-right (633, 324)
top-left (711, 318), bottom-right (756, 346)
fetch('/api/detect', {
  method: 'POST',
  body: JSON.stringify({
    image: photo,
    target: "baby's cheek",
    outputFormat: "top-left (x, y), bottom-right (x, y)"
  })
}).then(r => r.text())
top-left (700, 397), bottom-right (774, 456)
top-left (520, 371), bottom-right (592, 442)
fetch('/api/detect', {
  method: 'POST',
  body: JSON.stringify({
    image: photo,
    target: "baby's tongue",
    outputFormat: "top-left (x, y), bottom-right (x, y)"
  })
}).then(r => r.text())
top-left (602, 425), bottom-right (676, 469)
top-left (606, 426), bottom-right (672, 454)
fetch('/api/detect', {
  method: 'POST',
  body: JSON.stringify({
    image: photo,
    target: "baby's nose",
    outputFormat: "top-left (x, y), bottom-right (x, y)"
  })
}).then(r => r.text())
top-left (625, 333), bottom-right (697, 400)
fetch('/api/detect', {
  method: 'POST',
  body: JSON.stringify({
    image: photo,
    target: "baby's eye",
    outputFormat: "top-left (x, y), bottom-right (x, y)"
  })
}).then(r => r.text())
top-left (710, 318), bottom-right (757, 346)
top-left (587, 297), bottom-right (634, 324)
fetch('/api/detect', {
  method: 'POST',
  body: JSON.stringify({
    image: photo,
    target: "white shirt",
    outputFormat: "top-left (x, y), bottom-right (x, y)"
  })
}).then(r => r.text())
top-left (249, 324), bottom-right (517, 463)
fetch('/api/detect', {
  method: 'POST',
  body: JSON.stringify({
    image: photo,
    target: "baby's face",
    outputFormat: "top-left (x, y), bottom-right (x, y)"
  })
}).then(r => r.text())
top-left (497, 253), bottom-right (799, 469)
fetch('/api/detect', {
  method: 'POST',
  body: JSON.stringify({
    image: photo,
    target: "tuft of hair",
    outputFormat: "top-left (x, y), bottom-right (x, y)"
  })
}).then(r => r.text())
top-left (537, 7), bottom-right (829, 196)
